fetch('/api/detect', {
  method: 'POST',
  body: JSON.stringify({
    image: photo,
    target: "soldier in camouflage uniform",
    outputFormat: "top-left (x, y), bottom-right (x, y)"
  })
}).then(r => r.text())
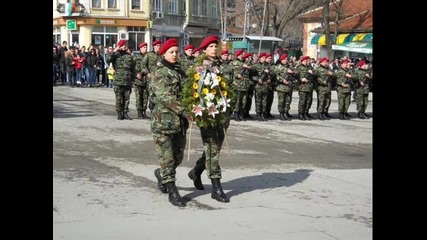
top-left (106, 40), bottom-right (135, 120)
top-left (315, 57), bottom-right (334, 120)
top-left (294, 56), bottom-right (316, 120)
top-left (178, 44), bottom-right (195, 73)
top-left (229, 49), bottom-right (250, 121)
top-left (354, 60), bottom-right (371, 119)
top-left (151, 38), bottom-right (192, 207)
top-left (274, 54), bottom-right (296, 120)
top-left (264, 54), bottom-right (277, 119)
top-left (251, 53), bottom-right (269, 121)
top-left (141, 40), bottom-right (162, 111)
top-left (187, 35), bottom-right (232, 203)
top-left (335, 59), bottom-right (354, 120)
top-left (133, 42), bottom-right (149, 119)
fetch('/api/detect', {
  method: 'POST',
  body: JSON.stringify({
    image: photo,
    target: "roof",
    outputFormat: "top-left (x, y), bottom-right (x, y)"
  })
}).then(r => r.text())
top-left (299, 0), bottom-right (372, 34)
top-left (245, 36), bottom-right (283, 42)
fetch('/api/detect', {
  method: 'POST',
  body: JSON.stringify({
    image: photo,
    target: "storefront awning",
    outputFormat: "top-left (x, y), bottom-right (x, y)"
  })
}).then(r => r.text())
top-left (311, 33), bottom-right (372, 45)
top-left (332, 41), bottom-right (372, 54)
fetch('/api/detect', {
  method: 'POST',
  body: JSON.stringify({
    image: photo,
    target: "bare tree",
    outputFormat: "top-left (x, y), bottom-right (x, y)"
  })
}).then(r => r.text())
top-left (321, 0), bottom-right (345, 58)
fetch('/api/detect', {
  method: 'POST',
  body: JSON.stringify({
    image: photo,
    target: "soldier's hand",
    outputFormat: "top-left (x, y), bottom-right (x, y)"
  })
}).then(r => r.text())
top-left (345, 73), bottom-right (352, 78)
top-left (136, 73), bottom-right (142, 79)
top-left (147, 73), bottom-right (152, 79)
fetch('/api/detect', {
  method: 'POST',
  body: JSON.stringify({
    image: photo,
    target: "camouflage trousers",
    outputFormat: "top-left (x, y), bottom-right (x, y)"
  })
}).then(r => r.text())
top-left (255, 90), bottom-right (268, 113)
top-left (199, 125), bottom-right (226, 179)
top-left (277, 91), bottom-right (292, 113)
top-left (234, 90), bottom-right (248, 113)
top-left (356, 92), bottom-right (369, 113)
top-left (245, 85), bottom-right (255, 114)
top-left (266, 89), bottom-right (274, 113)
top-left (298, 91), bottom-right (313, 114)
top-left (337, 91), bottom-right (351, 113)
top-left (113, 85), bottom-right (131, 112)
top-left (152, 131), bottom-right (187, 184)
top-left (134, 85), bottom-right (149, 111)
top-left (316, 91), bottom-right (332, 113)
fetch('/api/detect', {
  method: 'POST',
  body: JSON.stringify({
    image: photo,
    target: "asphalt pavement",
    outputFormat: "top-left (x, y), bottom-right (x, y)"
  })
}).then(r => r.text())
top-left (53, 85), bottom-right (372, 240)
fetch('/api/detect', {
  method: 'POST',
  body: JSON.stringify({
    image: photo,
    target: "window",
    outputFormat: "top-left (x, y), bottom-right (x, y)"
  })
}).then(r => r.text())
top-left (132, 0), bottom-right (140, 10)
top-left (92, 26), bottom-right (118, 48)
top-left (201, 0), bottom-right (207, 16)
top-left (169, 0), bottom-right (178, 14)
top-left (92, 0), bottom-right (101, 8)
top-left (153, 0), bottom-right (162, 12)
top-left (212, 0), bottom-right (218, 17)
top-left (193, 0), bottom-right (199, 15)
top-left (108, 0), bottom-right (117, 8)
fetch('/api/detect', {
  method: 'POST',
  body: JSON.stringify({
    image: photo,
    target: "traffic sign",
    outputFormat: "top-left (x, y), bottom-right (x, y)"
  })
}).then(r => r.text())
top-left (67, 20), bottom-right (77, 30)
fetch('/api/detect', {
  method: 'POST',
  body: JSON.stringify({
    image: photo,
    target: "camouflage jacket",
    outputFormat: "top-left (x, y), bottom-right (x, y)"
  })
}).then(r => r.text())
top-left (141, 51), bottom-right (161, 76)
top-left (335, 67), bottom-right (354, 93)
top-left (178, 54), bottom-right (194, 73)
top-left (230, 59), bottom-right (250, 91)
top-left (106, 51), bottom-right (135, 86)
top-left (354, 68), bottom-right (370, 94)
top-left (316, 65), bottom-right (333, 94)
top-left (150, 60), bottom-right (188, 134)
top-left (294, 63), bottom-right (315, 92)
top-left (274, 63), bottom-right (295, 93)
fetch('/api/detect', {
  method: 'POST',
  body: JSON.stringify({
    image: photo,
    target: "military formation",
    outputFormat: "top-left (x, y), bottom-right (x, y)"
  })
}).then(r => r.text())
top-left (102, 36), bottom-right (372, 207)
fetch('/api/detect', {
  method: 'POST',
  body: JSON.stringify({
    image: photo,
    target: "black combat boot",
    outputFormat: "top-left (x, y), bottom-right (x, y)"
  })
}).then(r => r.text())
top-left (279, 112), bottom-right (286, 121)
top-left (358, 112), bottom-right (366, 119)
top-left (188, 167), bottom-right (204, 190)
top-left (256, 113), bottom-right (263, 121)
top-left (299, 113), bottom-right (306, 120)
top-left (261, 112), bottom-right (268, 121)
top-left (141, 110), bottom-right (147, 119)
top-left (234, 112), bottom-right (241, 121)
top-left (339, 112), bottom-right (345, 120)
top-left (344, 112), bottom-right (351, 118)
top-left (363, 112), bottom-right (370, 119)
top-left (239, 109), bottom-right (246, 121)
top-left (324, 112), bottom-right (332, 119)
top-left (165, 182), bottom-right (186, 207)
top-left (123, 112), bottom-right (132, 120)
top-left (137, 110), bottom-right (143, 119)
top-left (154, 168), bottom-right (168, 193)
top-left (305, 112), bottom-right (313, 120)
top-left (318, 112), bottom-right (325, 120)
top-left (244, 111), bottom-right (253, 119)
top-left (117, 111), bottom-right (124, 120)
top-left (286, 111), bottom-right (293, 118)
top-left (211, 178), bottom-right (230, 203)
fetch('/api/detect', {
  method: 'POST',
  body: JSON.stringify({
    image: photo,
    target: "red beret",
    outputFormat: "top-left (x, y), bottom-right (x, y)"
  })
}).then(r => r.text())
top-left (265, 54), bottom-right (272, 58)
top-left (193, 47), bottom-right (200, 53)
top-left (221, 50), bottom-right (229, 55)
top-left (234, 49), bottom-right (244, 57)
top-left (319, 57), bottom-right (329, 64)
top-left (243, 52), bottom-right (252, 59)
top-left (279, 54), bottom-right (288, 61)
top-left (117, 40), bottom-right (127, 48)
top-left (300, 56), bottom-right (310, 62)
top-left (357, 60), bottom-right (366, 67)
top-left (184, 45), bottom-right (194, 51)
top-left (152, 40), bottom-right (162, 46)
top-left (198, 35), bottom-right (219, 50)
top-left (138, 42), bottom-right (147, 48)
top-left (340, 59), bottom-right (349, 65)
top-left (159, 38), bottom-right (178, 55)
top-left (258, 53), bottom-right (266, 58)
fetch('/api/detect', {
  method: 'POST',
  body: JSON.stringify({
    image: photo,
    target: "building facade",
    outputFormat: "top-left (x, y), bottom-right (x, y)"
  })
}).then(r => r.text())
top-left (53, 0), bottom-right (221, 51)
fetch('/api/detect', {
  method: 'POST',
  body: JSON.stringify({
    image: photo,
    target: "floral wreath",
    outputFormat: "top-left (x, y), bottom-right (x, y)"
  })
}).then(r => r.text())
top-left (182, 54), bottom-right (235, 128)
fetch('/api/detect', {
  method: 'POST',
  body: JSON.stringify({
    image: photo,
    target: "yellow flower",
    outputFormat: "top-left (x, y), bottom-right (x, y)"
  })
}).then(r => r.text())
top-left (217, 76), bottom-right (222, 82)
top-left (220, 81), bottom-right (226, 88)
top-left (193, 92), bottom-right (199, 98)
top-left (211, 89), bottom-right (217, 95)
top-left (194, 73), bottom-right (200, 80)
top-left (193, 83), bottom-right (198, 89)
top-left (202, 88), bottom-right (209, 94)
top-left (222, 90), bottom-right (227, 96)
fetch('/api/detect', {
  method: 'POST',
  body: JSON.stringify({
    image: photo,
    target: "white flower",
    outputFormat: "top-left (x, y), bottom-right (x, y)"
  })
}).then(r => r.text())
top-left (217, 97), bottom-right (231, 112)
top-left (203, 73), bottom-right (211, 86)
top-left (210, 73), bottom-right (219, 88)
top-left (192, 104), bottom-right (205, 117)
top-left (205, 92), bottom-right (215, 101)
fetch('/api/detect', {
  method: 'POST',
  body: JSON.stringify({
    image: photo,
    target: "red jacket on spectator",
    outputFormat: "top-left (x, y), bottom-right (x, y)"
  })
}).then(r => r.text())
top-left (73, 55), bottom-right (85, 70)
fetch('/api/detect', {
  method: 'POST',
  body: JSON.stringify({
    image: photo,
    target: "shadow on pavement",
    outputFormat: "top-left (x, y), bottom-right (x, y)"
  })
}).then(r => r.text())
top-left (182, 169), bottom-right (313, 201)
